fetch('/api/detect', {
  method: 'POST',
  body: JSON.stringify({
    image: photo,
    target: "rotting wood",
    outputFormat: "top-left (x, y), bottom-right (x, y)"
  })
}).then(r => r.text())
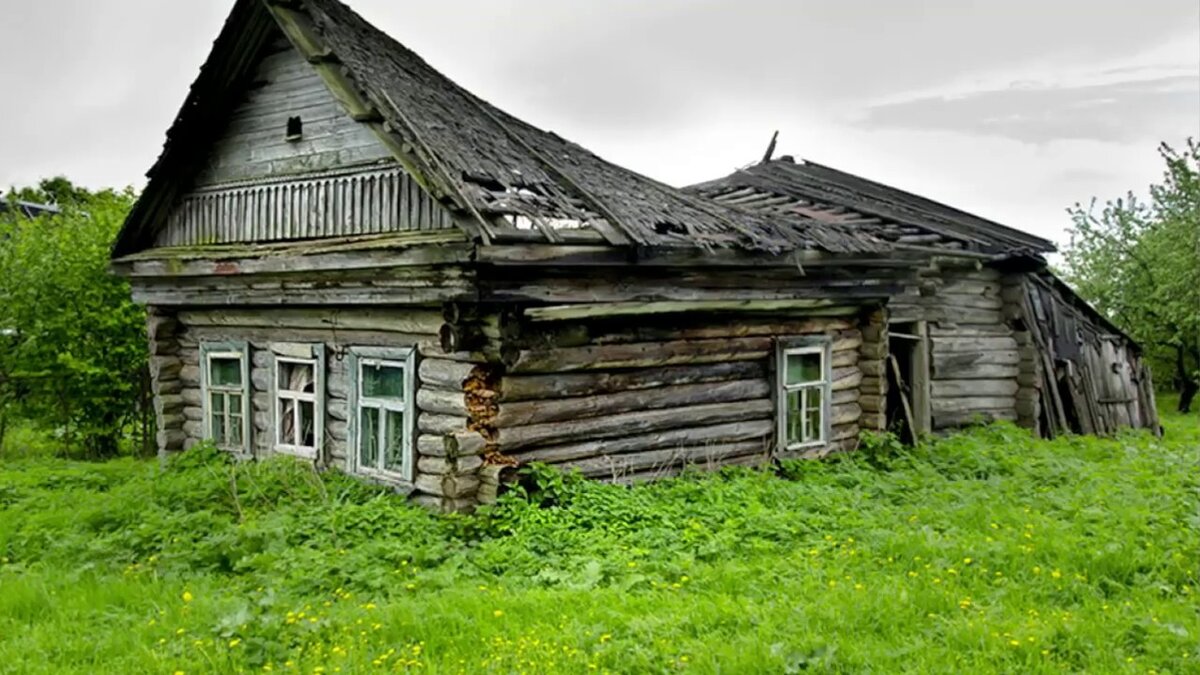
top-left (513, 419), bottom-right (774, 466)
top-left (495, 361), bottom-right (766, 402)
top-left (570, 441), bottom-right (769, 479)
top-left (494, 399), bottom-right (773, 452)
top-left (494, 379), bottom-right (770, 427)
top-left (504, 338), bottom-right (773, 373)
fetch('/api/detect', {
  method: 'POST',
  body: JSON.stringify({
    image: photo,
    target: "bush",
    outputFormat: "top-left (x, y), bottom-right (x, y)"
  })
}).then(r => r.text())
top-left (0, 179), bottom-right (146, 457)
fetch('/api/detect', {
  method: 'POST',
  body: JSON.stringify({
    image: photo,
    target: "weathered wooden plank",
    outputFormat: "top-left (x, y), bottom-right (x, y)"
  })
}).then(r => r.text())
top-left (494, 399), bottom-right (773, 452)
top-left (505, 338), bottom-right (772, 373)
top-left (931, 337), bottom-right (1019, 353)
top-left (931, 397), bottom-right (1018, 415)
top-left (586, 318), bottom-right (856, 344)
top-left (932, 380), bottom-right (1020, 398)
top-left (178, 308), bottom-right (443, 335)
top-left (513, 419), bottom-right (774, 466)
top-left (494, 379), bottom-right (770, 427)
top-left (417, 358), bottom-right (478, 390)
top-left (416, 387), bottom-right (468, 417)
top-left (933, 409), bottom-right (1019, 429)
top-left (496, 361), bottom-right (766, 402)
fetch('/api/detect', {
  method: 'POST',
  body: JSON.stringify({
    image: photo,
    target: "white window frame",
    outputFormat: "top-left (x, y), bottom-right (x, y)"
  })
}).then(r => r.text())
top-left (200, 341), bottom-right (251, 456)
top-left (271, 345), bottom-right (325, 459)
top-left (347, 346), bottom-right (417, 484)
top-left (776, 337), bottom-right (833, 452)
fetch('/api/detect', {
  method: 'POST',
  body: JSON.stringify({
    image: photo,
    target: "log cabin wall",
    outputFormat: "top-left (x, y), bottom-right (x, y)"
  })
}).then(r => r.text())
top-left (891, 266), bottom-right (1020, 431)
top-left (149, 306), bottom-right (486, 512)
top-left (452, 310), bottom-right (878, 496)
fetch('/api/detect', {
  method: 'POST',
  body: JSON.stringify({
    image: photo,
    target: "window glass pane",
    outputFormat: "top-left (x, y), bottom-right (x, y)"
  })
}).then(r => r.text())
top-left (384, 410), bottom-right (405, 474)
top-left (229, 412), bottom-right (243, 447)
top-left (786, 352), bottom-right (822, 385)
top-left (279, 398), bottom-right (295, 445)
top-left (278, 361), bottom-right (315, 393)
top-left (804, 387), bottom-right (823, 443)
top-left (362, 364), bottom-right (405, 399)
top-left (786, 390), bottom-right (803, 447)
top-left (209, 357), bottom-right (242, 387)
top-left (359, 407), bottom-right (379, 468)
top-left (210, 392), bottom-right (226, 444)
top-left (299, 400), bottom-right (315, 447)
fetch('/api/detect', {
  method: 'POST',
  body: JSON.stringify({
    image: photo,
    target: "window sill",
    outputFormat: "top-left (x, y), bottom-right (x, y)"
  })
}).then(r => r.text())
top-left (346, 469), bottom-right (416, 495)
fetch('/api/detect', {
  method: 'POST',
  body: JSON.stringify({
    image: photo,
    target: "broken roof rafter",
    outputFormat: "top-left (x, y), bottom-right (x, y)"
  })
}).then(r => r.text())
top-left (114, 0), bottom-right (888, 258)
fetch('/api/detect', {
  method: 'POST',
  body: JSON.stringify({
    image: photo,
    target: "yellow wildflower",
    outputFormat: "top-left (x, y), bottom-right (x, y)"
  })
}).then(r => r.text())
top-left (181, 591), bottom-right (194, 603)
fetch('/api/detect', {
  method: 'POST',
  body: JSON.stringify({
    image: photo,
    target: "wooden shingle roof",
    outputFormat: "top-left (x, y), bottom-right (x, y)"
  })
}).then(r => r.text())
top-left (114, 0), bottom-right (885, 258)
top-left (688, 158), bottom-right (1056, 258)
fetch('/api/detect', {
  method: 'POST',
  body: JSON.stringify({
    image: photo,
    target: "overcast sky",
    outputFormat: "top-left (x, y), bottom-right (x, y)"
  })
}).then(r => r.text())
top-left (1, 0), bottom-right (1197, 246)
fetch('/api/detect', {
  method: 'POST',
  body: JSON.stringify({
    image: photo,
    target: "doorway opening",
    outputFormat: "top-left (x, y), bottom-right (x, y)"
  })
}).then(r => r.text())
top-left (886, 322), bottom-right (930, 444)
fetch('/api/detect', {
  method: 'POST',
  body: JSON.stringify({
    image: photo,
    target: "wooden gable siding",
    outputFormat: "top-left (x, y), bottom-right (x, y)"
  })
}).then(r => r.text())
top-left (195, 36), bottom-right (392, 186)
top-left (154, 36), bottom-right (455, 248)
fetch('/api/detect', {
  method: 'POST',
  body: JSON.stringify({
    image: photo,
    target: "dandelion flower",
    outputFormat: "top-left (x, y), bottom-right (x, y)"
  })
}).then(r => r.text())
top-left (181, 591), bottom-right (194, 603)
top-left (493, 610), bottom-right (504, 618)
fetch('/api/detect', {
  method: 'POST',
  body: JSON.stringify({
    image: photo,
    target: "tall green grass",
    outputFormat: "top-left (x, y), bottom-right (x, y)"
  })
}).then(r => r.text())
top-left (0, 407), bottom-right (1196, 674)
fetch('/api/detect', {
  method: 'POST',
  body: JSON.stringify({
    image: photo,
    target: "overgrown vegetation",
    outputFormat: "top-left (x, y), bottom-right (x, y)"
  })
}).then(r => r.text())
top-left (1, 406), bottom-right (1195, 674)
top-left (1064, 139), bottom-right (1200, 412)
top-left (0, 179), bottom-right (146, 457)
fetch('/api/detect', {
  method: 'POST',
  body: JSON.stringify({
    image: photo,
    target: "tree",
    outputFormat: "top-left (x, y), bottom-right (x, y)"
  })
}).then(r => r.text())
top-left (0, 178), bottom-right (148, 456)
top-left (1063, 140), bottom-right (1200, 413)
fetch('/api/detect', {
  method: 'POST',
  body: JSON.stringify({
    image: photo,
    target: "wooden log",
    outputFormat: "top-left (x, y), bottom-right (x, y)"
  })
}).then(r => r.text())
top-left (588, 318), bottom-right (855, 344)
top-left (931, 397), bottom-right (1018, 415)
top-left (494, 379), bottom-right (770, 427)
top-left (416, 387), bottom-right (468, 417)
top-left (181, 388), bottom-right (203, 407)
top-left (831, 367), bottom-right (863, 392)
top-left (416, 435), bottom-right (444, 458)
top-left (832, 389), bottom-right (861, 406)
top-left (183, 406), bottom-right (203, 422)
top-left (570, 441), bottom-right (769, 478)
top-left (504, 337), bottom-right (772, 373)
top-left (933, 409), bottom-right (1018, 429)
top-left (414, 473), bottom-right (479, 499)
top-left (931, 337), bottom-right (1018, 353)
top-left (177, 309), bottom-right (445, 335)
top-left (495, 399), bottom-right (773, 452)
top-left (513, 419), bottom-right (774, 465)
top-left (929, 324), bottom-right (1012, 337)
top-left (417, 455), bottom-right (484, 476)
top-left (831, 403), bottom-right (863, 427)
top-left (417, 413), bottom-right (468, 436)
top-left (932, 351), bottom-right (1020, 374)
top-left (931, 380), bottom-right (1020, 398)
top-left (859, 395), bottom-right (883, 413)
top-left (179, 365), bottom-right (202, 388)
top-left (418, 358), bottom-right (478, 390)
top-left (496, 361), bottom-right (766, 402)
top-left (832, 350), bottom-right (860, 368)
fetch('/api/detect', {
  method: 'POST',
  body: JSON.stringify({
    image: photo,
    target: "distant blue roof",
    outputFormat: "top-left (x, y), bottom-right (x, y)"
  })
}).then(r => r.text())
top-left (0, 200), bottom-right (60, 218)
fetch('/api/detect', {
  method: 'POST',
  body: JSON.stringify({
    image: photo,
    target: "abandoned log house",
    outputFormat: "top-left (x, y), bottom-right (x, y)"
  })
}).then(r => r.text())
top-left (111, 0), bottom-right (1158, 512)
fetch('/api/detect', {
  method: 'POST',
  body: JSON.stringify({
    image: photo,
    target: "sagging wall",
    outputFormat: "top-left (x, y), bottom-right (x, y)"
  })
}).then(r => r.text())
top-left (147, 306), bottom-right (486, 512)
top-left (446, 310), bottom-right (886, 497)
top-left (891, 266), bottom-right (1021, 431)
top-left (1005, 273), bottom-right (1159, 437)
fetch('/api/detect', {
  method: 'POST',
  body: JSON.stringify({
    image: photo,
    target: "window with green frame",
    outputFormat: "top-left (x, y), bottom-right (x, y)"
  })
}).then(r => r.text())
top-left (776, 337), bottom-right (832, 451)
top-left (200, 341), bottom-right (250, 454)
top-left (347, 346), bottom-right (416, 482)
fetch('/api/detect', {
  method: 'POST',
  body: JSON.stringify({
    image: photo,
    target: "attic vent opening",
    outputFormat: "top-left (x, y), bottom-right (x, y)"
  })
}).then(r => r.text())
top-left (285, 116), bottom-right (303, 142)
top-left (654, 221), bottom-right (687, 236)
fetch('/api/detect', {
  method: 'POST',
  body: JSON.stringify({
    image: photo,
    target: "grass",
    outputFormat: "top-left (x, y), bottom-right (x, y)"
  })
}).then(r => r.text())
top-left (0, 403), bottom-right (1196, 674)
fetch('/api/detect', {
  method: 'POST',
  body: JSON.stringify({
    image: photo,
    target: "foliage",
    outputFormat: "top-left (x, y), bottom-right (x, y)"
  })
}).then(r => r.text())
top-left (0, 178), bottom-right (146, 457)
top-left (1063, 140), bottom-right (1200, 409)
top-left (1, 407), bottom-right (1196, 674)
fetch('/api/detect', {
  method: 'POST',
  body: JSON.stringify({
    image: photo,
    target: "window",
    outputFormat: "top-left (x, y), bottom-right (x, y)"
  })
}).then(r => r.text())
top-left (200, 341), bottom-right (250, 454)
top-left (777, 338), bottom-right (832, 451)
top-left (272, 345), bottom-right (324, 458)
top-left (348, 347), bottom-right (416, 483)
top-left (285, 116), bottom-right (303, 141)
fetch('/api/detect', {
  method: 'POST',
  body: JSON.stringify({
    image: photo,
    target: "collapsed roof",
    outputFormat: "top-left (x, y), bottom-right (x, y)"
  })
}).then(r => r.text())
top-left (114, 0), bottom-right (884, 258)
top-left (688, 158), bottom-right (1056, 258)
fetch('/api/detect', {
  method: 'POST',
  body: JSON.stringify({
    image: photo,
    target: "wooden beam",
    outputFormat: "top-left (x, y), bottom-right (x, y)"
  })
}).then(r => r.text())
top-left (523, 299), bottom-right (854, 322)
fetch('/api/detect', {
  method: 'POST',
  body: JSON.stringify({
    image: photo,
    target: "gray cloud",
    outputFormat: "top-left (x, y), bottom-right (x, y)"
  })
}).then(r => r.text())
top-left (855, 76), bottom-right (1200, 144)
